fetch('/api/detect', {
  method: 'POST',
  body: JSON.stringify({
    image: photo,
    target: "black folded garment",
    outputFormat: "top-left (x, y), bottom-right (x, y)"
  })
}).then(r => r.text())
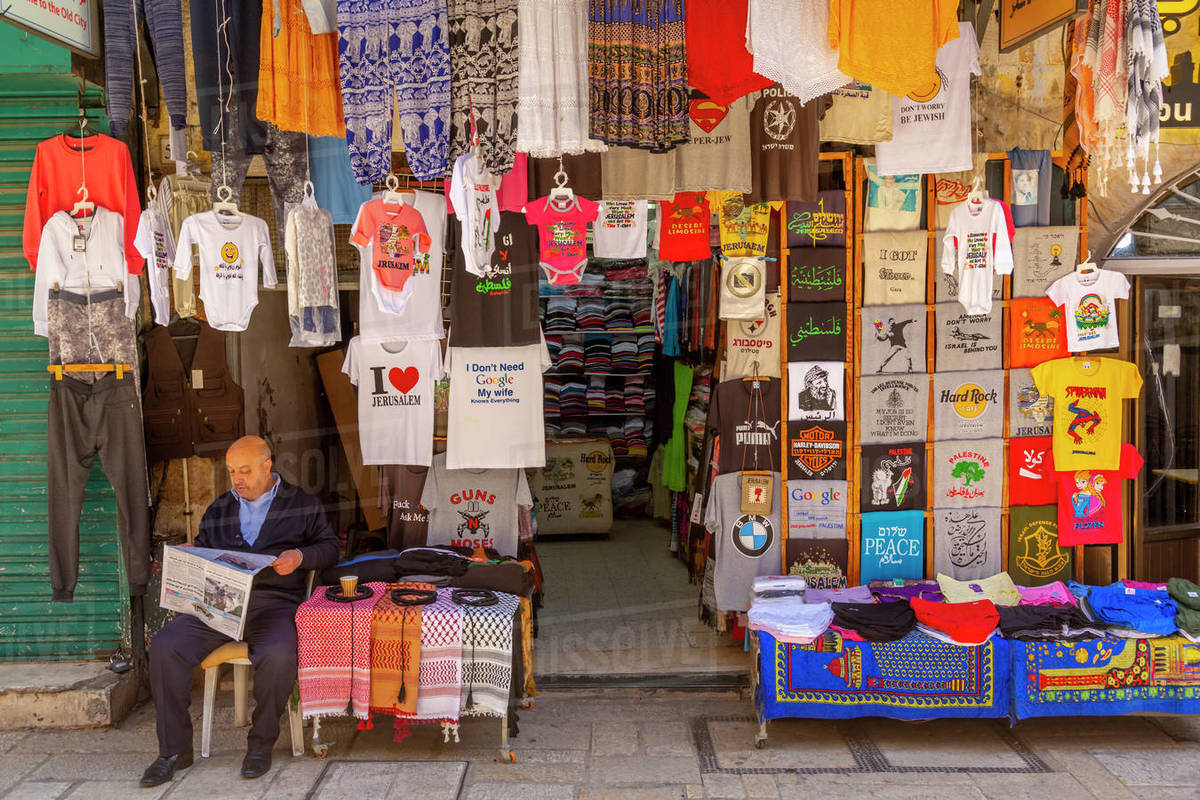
top-left (318, 550), bottom-right (402, 585)
top-left (831, 601), bottom-right (917, 642)
top-left (318, 547), bottom-right (476, 586)
top-left (997, 604), bottom-right (1107, 641)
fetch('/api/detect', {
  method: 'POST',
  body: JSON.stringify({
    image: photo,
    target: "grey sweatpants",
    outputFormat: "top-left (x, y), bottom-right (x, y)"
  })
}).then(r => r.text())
top-left (103, 0), bottom-right (188, 136)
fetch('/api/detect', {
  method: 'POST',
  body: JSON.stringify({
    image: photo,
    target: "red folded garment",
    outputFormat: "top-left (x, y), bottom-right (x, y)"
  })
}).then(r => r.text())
top-left (911, 597), bottom-right (999, 646)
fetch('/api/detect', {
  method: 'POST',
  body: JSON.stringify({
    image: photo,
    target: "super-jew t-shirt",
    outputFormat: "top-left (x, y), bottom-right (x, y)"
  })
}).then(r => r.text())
top-left (1046, 268), bottom-right (1129, 352)
top-left (342, 336), bottom-right (443, 466)
top-left (447, 211), bottom-right (541, 348)
top-left (658, 192), bottom-right (713, 261)
top-left (859, 510), bottom-right (925, 583)
top-left (419, 452), bottom-right (532, 556)
top-left (350, 199), bottom-right (433, 292)
top-left (445, 339), bottom-right (551, 469)
top-left (522, 195), bottom-right (600, 285)
top-left (1056, 443), bottom-right (1144, 546)
top-left (1032, 356), bottom-right (1142, 470)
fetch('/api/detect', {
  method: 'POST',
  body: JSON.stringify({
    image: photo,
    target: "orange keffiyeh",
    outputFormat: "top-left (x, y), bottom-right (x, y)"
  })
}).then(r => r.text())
top-left (369, 582), bottom-right (434, 717)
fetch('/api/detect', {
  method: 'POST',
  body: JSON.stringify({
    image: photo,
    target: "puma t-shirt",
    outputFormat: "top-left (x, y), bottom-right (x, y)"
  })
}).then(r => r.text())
top-left (708, 377), bottom-right (782, 474)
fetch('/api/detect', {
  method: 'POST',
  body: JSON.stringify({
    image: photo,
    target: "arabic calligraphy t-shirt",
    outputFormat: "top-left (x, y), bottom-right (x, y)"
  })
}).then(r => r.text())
top-left (1056, 443), bottom-right (1144, 546)
top-left (932, 438), bottom-right (1004, 508)
top-left (1031, 356), bottom-right (1142, 470)
top-left (786, 301), bottom-right (845, 361)
top-left (342, 336), bottom-right (443, 466)
top-left (785, 192), bottom-right (846, 248)
top-left (708, 377), bottom-right (782, 474)
top-left (447, 211), bottom-right (541, 347)
top-left (934, 506), bottom-right (1002, 581)
top-left (860, 304), bottom-right (926, 374)
top-left (1008, 436), bottom-right (1056, 506)
top-left (861, 442), bottom-right (925, 512)
top-left (787, 246), bottom-right (846, 302)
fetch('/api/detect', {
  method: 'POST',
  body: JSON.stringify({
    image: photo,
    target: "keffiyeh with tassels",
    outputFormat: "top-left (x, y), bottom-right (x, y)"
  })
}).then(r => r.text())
top-left (1125, 0), bottom-right (1169, 192)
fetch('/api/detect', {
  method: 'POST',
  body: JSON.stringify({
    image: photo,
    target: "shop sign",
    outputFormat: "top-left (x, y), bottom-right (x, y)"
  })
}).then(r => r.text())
top-left (998, 0), bottom-right (1086, 53)
top-left (0, 0), bottom-right (100, 57)
top-left (1160, 1), bottom-right (1200, 130)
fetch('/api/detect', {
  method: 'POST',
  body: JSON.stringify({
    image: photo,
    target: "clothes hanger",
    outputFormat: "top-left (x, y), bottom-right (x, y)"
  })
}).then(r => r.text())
top-left (70, 186), bottom-right (95, 218)
top-left (212, 183), bottom-right (240, 218)
top-left (548, 156), bottom-right (575, 207)
top-left (382, 173), bottom-right (407, 207)
top-left (1074, 250), bottom-right (1098, 276)
top-left (62, 113), bottom-right (97, 140)
top-left (301, 179), bottom-right (318, 210)
top-left (966, 174), bottom-right (987, 206)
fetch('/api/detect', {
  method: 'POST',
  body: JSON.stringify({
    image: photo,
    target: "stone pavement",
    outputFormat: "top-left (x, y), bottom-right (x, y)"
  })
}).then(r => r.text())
top-left (0, 688), bottom-right (1198, 799)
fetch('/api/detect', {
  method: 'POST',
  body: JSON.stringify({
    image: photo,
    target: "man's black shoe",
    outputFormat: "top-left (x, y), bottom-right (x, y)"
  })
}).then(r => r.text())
top-left (241, 749), bottom-right (272, 779)
top-left (139, 751), bottom-right (193, 787)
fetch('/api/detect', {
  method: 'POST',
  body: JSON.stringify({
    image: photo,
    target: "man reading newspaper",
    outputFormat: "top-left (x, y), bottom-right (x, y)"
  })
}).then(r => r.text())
top-left (141, 436), bottom-right (338, 787)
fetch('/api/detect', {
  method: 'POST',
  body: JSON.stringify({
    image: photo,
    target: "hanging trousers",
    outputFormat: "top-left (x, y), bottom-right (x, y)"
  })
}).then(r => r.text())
top-left (336, 0), bottom-right (451, 183)
top-left (103, 0), bottom-right (188, 136)
top-left (191, 0), bottom-right (267, 155)
top-left (209, 115), bottom-right (308, 243)
top-left (150, 594), bottom-right (300, 756)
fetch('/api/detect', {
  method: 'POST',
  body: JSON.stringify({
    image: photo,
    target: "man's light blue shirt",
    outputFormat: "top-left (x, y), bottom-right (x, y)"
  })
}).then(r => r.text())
top-left (235, 474), bottom-right (281, 547)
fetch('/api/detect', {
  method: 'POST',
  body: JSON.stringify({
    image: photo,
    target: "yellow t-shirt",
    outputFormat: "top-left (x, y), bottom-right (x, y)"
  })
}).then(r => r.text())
top-left (937, 572), bottom-right (1021, 606)
top-left (1031, 357), bottom-right (1143, 471)
top-left (828, 0), bottom-right (961, 99)
top-left (709, 191), bottom-right (780, 259)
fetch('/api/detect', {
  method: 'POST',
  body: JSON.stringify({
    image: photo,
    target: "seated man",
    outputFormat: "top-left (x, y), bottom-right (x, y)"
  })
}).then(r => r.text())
top-left (140, 436), bottom-right (339, 787)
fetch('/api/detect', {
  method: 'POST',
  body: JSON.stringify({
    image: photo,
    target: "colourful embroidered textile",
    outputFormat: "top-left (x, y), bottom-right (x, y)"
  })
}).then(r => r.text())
top-left (460, 590), bottom-right (520, 717)
top-left (757, 629), bottom-right (1011, 720)
top-left (587, 0), bottom-right (689, 151)
top-left (369, 582), bottom-right (435, 716)
top-left (297, 581), bottom-right (387, 719)
top-left (1012, 636), bottom-right (1200, 719)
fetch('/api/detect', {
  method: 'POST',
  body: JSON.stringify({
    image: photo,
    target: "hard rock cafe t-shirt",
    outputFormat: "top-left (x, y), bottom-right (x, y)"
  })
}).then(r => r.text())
top-left (1009, 298), bottom-right (1068, 368)
top-left (1031, 356), bottom-right (1142, 470)
top-left (932, 369), bottom-right (1004, 440)
top-left (1056, 443), bottom-right (1144, 546)
top-left (657, 192), bottom-right (713, 261)
top-left (707, 377), bottom-right (781, 473)
top-left (722, 291), bottom-right (782, 380)
top-left (1008, 436), bottom-right (1056, 506)
top-left (419, 452), bottom-right (533, 556)
top-left (342, 336), bottom-right (443, 466)
top-left (448, 211), bottom-right (541, 348)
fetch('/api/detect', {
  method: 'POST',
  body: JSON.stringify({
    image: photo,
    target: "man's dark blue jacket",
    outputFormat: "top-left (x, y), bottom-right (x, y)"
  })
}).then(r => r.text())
top-left (194, 479), bottom-right (339, 602)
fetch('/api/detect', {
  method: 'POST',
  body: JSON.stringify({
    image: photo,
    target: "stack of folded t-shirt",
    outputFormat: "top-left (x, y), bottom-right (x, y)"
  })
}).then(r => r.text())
top-left (611, 339), bottom-right (639, 372)
top-left (632, 301), bottom-right (654, 329)
top-left (1016, 581), bottom-right (1076, 606)
top-left (587, 376), bottom-right (607, 412)
top-left (937, 572), bottom-right (1022, 606)
top-left (625, 376), bottom-right (646, 414)
top-left (606, 380), bottom-right (625, 412)
top-left (604, 299), bottom-right (633, 330)
top-left (806, 585), bottom-right (874, 604)
top-left (543, 376), bottom-right (563, 418)
top-left (576, 297), bottom-right (606, 329)
top-left (1168, 578), bottom-right (1200, 641)
top-left (1071, 581), bottom-right (1179, 637)
top-left (997, 605), bottom-right (1107, 641)
top-left (624, 417), bottom-right (647, 457)
top-left (555, 339), bottom-right (585, 372)
top-left (544, 297), bottom-right (575, 330)
top-left (559, 380), bottom-right (587, 417)
top-left (585, 337), bottom-right (612, 372)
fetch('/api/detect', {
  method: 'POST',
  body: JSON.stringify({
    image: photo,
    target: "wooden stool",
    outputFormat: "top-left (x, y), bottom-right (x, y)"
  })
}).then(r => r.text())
top-left (199, 641), bottom-right (304, 758)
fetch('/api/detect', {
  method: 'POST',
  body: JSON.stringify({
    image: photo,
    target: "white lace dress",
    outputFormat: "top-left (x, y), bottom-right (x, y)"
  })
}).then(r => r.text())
top-left (746, 0), bottom-right (849, 104)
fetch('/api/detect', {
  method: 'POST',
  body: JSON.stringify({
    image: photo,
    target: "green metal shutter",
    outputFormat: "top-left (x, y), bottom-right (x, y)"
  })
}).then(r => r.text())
top-left (0, 69), bottom-right (130, 660)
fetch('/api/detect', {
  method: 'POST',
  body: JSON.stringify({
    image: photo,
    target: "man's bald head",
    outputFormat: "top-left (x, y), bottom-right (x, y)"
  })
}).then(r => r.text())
top-left (225, 436), bottom-right (275, 500)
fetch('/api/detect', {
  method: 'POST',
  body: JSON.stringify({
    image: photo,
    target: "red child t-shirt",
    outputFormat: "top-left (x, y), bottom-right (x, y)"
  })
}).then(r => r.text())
top-left (658, 192), bottom-right (713, 261)
top-left (522, 195), bottom-right (600, 285)
top-left (351, 199), bottom-right (433, 291)
top-left (1008, 436), bottom-right (1056, 506)
top-left (1056, 443), bottom-right (1144, 545)
top-left (1009, 298), bottom-right (1068, 368)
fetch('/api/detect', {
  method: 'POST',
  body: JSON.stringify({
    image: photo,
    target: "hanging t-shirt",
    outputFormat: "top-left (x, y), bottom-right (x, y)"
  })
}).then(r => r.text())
top-left (859, 374), bottom-right (929, 444)
top-left (350, 199), bottom-right (433, 293)
top-left (1008, 436), bottom-right (1056, 506)
top-left (788, 361), bottom-right (844, 422)
top-left (819, 82), bottom-right (893, 145)
top-left (786, 420), bottom-right (847, 481)
top-left (447, 152), bottom-right (501, 276)
top-left (862, 231), bottom-right (927, 305)
top-left (704, 471), bottom-right (784, 612)
top-left (932, 438), bottom-right (1004, 508)
top-left (935, 230), bottom-right (1003, 306)
top-left (133, 207), bottom-right (174, 326)
top-left (934, 302), bottom-right (1001, 371)
top-left (786, 301), bottom-right (845, 362)
top-left (1056, 444), bottom-right (1144, 546)
top-left (1010, 298), bottom-right (1069, 368)
top-left (657, 192), bottom-right (712, 261)
top-left (861, 442), bottom-right (925, 512)
top-left (675, 93), bottom-right (753, 194)
top-left (934, 506), bottom-right (1003, 582)
top-left (685, 0), bottom-right (771, 105)
top-left (710, 192), bottom-right (775, 258)
top-left (1009, 368), bottom-right (1055, 438)
top-left (445, 339), bottom-right (552, 469)
top-left (1012, 226), bottom-right (1078, 298)
top-left (932, 156), bottom-right (990, 228)
top-left (1008, 505), bottom-right (1073, 586)
top-left (600, 147), bottom-right (676, 202)
top-left (723, 291), bottom-right (782, 380)
top-left (378, 465), bottom-right (431, 550)
top-left (875, 22), bottom-right (980, 176)
top-left (932, 370), bottom-right (1004, 440)
top-left (1046, 268), bottom-right (1129, 352)
top-left (786, 538), bottom-right (849, 589)
top-left (358, 191), bottom-right (447, 337)
top-left (707, 377), bottom-right (781, 473)
top-left (863, 161), bottom-right (923, 231)
top-left (447, 211), bottom-right (542, 348)
top-left (785, 192), bottom-right (846, 248)
top-left (719, 257), bottom-right (767, 320)
top-left (1008, 148), bottom-right (1052, 227)
top-left (1031, 356), bottom-right (1143, 470)
top-left (787, 480), bottom-right (848, 540)
top-left (860, 304), bottom-right (926, 374)
top-left (522, 195), bottom-right (600, 285)
top-left (342, 336), bottom-right (443, 466)
top-left (419, 451), bottom-right (532, 556)
top-left (174, 211), bottom-right (276, 332)
top-left (748, 85), bottom-right (828, 203)
top-left (940, 199), bottom-right (1014, 315)
top-left (787, 247), bottom-right (846, 302)
top-left (859, 510), bottom-right (925, 583)
top-left (593, 200), bottom-right (648, 259)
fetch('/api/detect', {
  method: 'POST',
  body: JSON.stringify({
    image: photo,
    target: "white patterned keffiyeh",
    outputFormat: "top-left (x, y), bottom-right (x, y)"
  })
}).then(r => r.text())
top-left (459, 591), bottom-right (520, 718)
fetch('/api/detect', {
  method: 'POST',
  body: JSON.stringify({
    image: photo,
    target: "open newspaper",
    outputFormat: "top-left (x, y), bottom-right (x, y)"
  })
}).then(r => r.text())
top-left (160, 545), bottom-right (277, 639)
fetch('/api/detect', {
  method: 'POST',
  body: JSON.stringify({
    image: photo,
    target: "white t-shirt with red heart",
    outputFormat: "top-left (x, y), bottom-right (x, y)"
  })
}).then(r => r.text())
top-left (342, 336), bottom-right (444, 466)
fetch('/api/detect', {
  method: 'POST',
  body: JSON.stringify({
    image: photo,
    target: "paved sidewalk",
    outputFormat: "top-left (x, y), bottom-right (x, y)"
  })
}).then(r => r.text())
top-left (1, 689), bottom-right (1198, 798)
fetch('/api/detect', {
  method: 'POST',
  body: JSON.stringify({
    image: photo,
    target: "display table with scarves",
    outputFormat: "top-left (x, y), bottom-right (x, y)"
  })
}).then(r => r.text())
top-left (753, 631), bottom-right (1200, 742)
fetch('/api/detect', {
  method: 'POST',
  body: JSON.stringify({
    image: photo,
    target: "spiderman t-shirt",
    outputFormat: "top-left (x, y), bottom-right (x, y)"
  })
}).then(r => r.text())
top-left (1032, 357), bottom-right (1142, 471)
top-left (1056, 444), bottom-right (1143, 546)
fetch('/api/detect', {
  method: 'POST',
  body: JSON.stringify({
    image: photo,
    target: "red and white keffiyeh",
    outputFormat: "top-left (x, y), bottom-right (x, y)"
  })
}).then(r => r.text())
top-left (296, 581), bottom-right (387, 720)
